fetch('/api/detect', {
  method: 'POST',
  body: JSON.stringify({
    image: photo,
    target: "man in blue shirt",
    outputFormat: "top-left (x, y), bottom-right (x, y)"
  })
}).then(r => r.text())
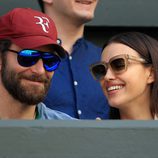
top-left (0, 8), bottom-right (73, 120)
top-left (38, 0), bottom-right (109, 119)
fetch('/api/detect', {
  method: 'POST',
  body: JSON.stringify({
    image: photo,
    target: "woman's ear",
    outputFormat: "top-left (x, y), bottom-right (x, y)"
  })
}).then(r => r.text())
top-left (147, 67), bottom-right (155, 84)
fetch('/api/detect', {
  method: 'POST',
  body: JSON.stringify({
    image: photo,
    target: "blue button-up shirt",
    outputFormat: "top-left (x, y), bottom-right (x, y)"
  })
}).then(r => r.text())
top-left (43, 38), bottom-right (109, 119)
top-left (37, 103), bottom-right (74, 120)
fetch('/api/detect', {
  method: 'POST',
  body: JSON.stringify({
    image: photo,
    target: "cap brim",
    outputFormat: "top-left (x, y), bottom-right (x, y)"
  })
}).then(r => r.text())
top-left (51, 44), bottom-right (68, 59)
top-left (12, 36), bottom-right (68, 59)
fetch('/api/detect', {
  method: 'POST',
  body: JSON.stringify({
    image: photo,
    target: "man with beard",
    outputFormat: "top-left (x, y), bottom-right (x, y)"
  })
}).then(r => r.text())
top-left (0, 8), bottom-right (74, 119)
top-left (38, 0), bottom-right (109, 119)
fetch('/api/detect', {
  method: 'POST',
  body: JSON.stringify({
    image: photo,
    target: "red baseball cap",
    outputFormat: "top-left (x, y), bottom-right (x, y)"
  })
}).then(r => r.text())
top-left (0, 8), bottom-right (67, 58)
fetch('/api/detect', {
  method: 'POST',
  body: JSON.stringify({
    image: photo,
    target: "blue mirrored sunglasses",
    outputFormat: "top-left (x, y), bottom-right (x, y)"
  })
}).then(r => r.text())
top-left (7, 49), bottom-right (61, 72)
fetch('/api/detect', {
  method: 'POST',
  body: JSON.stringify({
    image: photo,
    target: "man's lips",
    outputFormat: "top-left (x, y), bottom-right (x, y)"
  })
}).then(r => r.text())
top-left (23, 79), bottom-right (44, 86)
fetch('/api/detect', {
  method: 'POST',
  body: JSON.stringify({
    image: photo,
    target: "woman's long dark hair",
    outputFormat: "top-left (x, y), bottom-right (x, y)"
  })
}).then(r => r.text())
top-left (102, 32), bottom-right (158, 119)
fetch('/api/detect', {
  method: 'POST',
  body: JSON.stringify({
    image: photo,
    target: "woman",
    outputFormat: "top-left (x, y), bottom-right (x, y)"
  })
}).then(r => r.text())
top-left (90, 32), bottom-right (158, 120)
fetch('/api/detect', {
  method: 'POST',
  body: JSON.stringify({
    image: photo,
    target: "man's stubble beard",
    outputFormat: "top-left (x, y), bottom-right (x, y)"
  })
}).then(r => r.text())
top-left (1, 55), bottom-right (51, 105)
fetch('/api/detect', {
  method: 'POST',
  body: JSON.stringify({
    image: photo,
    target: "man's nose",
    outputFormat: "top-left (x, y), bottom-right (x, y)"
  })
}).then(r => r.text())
top-left (30, 59), bottom-right (45, 75)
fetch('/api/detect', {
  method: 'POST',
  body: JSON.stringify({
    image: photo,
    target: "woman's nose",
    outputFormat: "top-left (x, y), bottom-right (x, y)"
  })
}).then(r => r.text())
top-left (104, 68), bottom-right (116, 81)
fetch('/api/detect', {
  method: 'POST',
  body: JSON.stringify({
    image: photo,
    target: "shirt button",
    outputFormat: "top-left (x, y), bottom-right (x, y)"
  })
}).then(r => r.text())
top-left (74, 81), bottom-right (78, 86)
top-left (96, 117), bottom-right (102, 120)
top-left (69, 56), bottom-right (72, 60)
top-left (78, 110), bottom-right (82, 115)
top-left (57, 39), bottom-right (62, 45)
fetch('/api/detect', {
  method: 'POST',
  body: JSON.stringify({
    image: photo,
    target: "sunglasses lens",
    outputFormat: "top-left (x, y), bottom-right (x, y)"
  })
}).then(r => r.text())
top-left (17, 50), bottom-right (61, 72)
top-left (18, 50), bottom-right (39, 67)
top-left (42, 53), bottom-right (61, 72)
top-left (110, 58), bottom-right (126, 72)
top-left (91, 64), bottom-right (107, 80)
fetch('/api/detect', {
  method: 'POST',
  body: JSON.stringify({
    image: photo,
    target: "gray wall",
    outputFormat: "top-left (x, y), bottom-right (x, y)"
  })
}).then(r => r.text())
top-left (88, 0), bottom-right (158, 27)
top-left (0, 120), bottom-right (158, 158)
top-left (0, 0), bottom-right (40, 15)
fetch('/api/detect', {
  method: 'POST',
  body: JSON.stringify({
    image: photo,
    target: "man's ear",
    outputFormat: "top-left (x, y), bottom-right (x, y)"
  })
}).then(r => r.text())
top-left (42, 0), bottom-right (53, 4)
top-left (147, 67), bottom-right (155, 84)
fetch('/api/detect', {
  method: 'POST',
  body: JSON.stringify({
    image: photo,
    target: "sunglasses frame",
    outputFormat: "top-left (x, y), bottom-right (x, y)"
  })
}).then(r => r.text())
top-left (90, 54), bottom-right (148, 80)
top-left (7, 49), bottom-right (61, 72)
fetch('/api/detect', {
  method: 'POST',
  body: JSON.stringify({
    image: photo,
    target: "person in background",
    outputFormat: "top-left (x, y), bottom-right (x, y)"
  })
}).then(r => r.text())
top-left (0, 8), bottom-right (74, 120)
top-left (90, 32), bottom-right (158, 120)
top-left (37, 0), bottom-right (109, 119)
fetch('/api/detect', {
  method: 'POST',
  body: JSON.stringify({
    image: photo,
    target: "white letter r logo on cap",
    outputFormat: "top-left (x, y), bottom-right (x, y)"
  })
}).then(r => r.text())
top-left (34, 16), bottom-right (50, 33)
